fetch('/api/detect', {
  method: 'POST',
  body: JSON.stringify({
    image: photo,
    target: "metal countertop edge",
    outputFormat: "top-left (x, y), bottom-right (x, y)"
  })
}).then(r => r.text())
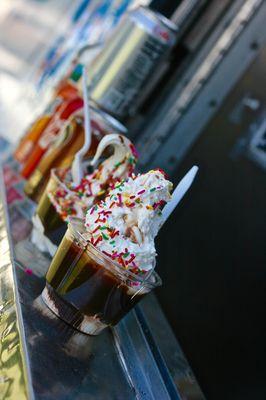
top-left (112, 306), bottom-right (181, 399)
top-left (0, 166), bottom-right (34, 400)
top-left (134, 305), bottom-right (182, 399)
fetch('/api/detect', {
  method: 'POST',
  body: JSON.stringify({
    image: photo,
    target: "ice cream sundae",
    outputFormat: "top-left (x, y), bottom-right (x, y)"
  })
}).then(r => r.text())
top-left (32, 134), bottom-right (138, 255)
top-left (42, 169), bottom-right (172, 334)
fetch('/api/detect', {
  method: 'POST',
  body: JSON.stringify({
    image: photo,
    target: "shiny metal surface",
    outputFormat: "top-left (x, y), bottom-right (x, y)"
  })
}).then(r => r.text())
top-left (137, 0), bottom-right (265, 171)
top-left (89, 6), bottom-right (177, 119)
top-left (0, 160), bottom-right (205, 399)
top-left (0, 171), bottom-right (29, 400)
top-left (172, 0), bottom-right (206, 28)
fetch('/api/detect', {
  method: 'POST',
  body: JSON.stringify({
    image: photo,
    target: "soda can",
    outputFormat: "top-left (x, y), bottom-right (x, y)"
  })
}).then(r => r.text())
top-left (89, 6), bottom-right (177, 120)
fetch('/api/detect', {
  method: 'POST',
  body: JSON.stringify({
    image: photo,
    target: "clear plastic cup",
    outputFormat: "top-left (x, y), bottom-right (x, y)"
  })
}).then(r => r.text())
top-left (42, 218), bottom-right (161, 335)
top-left (33, 168), bottom-right (69, 249)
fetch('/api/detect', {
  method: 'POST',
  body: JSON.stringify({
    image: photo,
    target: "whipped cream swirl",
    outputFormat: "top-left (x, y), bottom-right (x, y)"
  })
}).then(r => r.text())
top-left (85, 170), bottom-right (173, 273)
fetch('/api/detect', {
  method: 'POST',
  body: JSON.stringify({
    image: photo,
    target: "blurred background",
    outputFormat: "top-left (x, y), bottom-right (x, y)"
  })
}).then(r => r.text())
top-left (0, 1), bottom-right (265, 399)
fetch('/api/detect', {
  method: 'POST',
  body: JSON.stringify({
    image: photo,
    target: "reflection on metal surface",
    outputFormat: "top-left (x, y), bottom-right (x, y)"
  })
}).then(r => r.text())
top-left (138, 295), bottom-right (206, 400)
top-left (113, 311), bottom-right (180, 400)
top-left (0, 196), bottom-right (29, 399)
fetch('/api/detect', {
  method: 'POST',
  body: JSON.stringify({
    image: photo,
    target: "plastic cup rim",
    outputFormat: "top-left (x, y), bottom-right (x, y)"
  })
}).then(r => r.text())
top-left (67, 217), bottom-right (162, 290)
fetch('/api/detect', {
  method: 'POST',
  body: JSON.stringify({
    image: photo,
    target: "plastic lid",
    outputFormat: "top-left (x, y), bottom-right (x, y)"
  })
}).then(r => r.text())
top-left (90, 103), bottom-right (128, 134)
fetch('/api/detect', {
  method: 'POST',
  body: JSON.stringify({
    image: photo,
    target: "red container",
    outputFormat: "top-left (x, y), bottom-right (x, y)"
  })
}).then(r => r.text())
top-left (21, 97), bottom-right (84, 179)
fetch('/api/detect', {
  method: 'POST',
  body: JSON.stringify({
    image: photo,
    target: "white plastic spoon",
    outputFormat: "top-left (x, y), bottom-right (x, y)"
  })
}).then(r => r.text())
top-left (161, 166), bottom-right (199, 227)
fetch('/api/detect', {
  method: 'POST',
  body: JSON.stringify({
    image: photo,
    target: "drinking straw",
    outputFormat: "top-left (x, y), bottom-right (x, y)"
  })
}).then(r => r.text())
top-left (71, 67), bottom-right (92, 184)
top-left (161, 166), bottom-right (199, 226)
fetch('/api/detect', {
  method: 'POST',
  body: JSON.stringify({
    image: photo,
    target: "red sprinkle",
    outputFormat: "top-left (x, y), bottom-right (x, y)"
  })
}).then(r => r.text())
top-left (111, 230), bottom-right (119, 238)
top-left (25, 268), bottom-right (33, 276)
top-left (129, 143), bottom-right (139, 159)
top-left (103, 210), bottom-right (112, 216)
top-left (154, 168), bottom-right (169, 179)
top-left (94, 236), bottom-right (103, 246)
top-left (118, 193), bottom-right (122, 206)
top-left (95, 217), bottom-right (107, 223)
top-left (137, 189), bottom-right (145, 195)
top-left (127, 254), bottom-right (136, 265)
top-left (92, 225), bottom-right (101, 234)
top-left (102, 250), bottom-right (112, 258)
top-left (119, 256), bottom-right (126, 268)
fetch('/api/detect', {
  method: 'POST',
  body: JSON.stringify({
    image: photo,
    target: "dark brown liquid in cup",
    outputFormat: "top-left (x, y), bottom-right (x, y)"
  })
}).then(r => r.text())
top-left (46, 237), bottom-right (145, 326)
top-left (37, 193), bottom-right (67, 246)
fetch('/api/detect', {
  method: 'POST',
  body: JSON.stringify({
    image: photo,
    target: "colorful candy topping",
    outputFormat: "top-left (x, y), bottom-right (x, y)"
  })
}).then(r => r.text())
top-left (48, 134), bottom-right (138, 221)
top-left (85, 169), bottom-right (173, 274)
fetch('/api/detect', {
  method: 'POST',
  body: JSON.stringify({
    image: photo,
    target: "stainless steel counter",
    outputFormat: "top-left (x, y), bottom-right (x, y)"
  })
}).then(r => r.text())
top-left (0, 159), bottom-right (205, 400)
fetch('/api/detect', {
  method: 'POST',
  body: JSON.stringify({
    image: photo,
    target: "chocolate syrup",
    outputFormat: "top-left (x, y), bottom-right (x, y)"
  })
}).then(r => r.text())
top-left (37, 193), bottom-right (67, 245)
top-left (46, 237), bottom-right (144, 326)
